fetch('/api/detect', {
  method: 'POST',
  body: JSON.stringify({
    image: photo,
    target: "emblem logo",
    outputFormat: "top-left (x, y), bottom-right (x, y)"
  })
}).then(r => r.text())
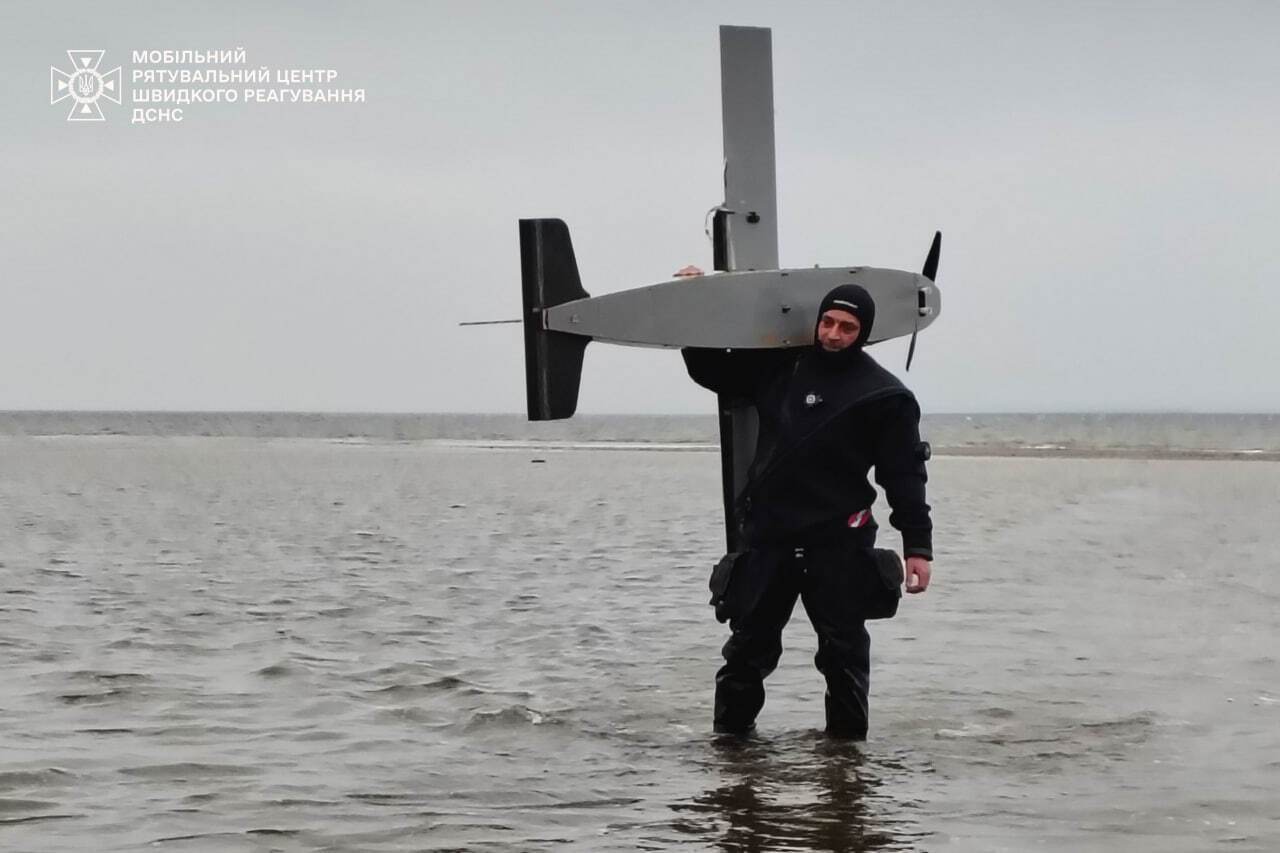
top-left (804, 392), bottom-right (823, 408)
top-left (50, 50), bottom-right (122, 122)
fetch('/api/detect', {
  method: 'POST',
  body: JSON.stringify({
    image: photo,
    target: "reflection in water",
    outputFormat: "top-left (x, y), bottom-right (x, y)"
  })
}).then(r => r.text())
top-left (670, 732), bottom-right (923, 852)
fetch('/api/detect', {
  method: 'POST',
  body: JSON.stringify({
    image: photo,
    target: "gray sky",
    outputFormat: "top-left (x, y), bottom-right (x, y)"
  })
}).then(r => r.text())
top-left (3, 1), bottom-right (1277, 413)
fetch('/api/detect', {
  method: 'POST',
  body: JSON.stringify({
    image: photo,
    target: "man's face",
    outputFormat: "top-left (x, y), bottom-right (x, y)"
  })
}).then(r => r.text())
top-left (817, 308), bottom-right (862, 352)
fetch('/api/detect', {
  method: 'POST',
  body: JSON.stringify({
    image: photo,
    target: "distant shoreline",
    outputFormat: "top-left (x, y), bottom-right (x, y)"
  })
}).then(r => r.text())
top-left (4, 411), bottom-right (1277, 462)
top-left (8, 433), bottom-right (1276, 462)
top-left (933, 445), bottom-right (1280, 462)
top-left (430, 439), bottom-right (1280, 461)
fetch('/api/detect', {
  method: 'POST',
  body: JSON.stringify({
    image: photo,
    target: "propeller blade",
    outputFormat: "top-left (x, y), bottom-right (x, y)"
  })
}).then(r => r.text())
top-left (905, 318), bottom-right (919, 371)
top-left (922, 230), bottom-right (941, 281)
top-left (907, 230), bottom-right (940, 371)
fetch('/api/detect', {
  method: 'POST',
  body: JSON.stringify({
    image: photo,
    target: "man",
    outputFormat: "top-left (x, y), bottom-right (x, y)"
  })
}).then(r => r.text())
top-left (680, 274), bottom-right (933, 739)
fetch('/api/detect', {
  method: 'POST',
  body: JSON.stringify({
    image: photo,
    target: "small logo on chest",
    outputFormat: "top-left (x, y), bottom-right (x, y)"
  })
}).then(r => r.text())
top-left (803, 392), bottom-right (823, 408)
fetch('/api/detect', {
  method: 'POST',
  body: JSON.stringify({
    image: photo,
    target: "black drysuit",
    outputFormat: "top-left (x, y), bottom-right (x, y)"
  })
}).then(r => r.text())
top-left (682, 303), bottom-right (932, 737)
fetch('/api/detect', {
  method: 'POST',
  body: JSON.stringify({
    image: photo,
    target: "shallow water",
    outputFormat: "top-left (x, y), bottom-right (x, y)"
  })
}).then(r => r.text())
top-left (2, 438), bottom-right (1278, 851)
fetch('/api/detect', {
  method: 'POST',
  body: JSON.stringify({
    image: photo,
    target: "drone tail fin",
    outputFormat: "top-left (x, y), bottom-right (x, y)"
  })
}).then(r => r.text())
top-left (519, 218), bottom-right (591, 420)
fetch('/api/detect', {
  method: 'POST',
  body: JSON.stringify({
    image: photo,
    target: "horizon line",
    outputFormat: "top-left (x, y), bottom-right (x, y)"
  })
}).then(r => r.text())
top-left (2, 409), bottom-right (1278, 417)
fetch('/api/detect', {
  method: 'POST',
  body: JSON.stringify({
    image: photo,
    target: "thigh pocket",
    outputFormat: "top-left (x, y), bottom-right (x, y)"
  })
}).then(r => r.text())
top-left (841, 546), bottom-right (903, 620)
top-left (708, 551), bottom-right (747, 623)
top-left (864, 548), bottom-right (904, 619)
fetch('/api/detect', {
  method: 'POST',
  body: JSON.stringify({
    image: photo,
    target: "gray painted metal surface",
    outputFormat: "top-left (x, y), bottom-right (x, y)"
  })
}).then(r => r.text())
top-left (543, 266), bottom-right (940, 349)
top-left (719, 26), bottom-right (778, 272)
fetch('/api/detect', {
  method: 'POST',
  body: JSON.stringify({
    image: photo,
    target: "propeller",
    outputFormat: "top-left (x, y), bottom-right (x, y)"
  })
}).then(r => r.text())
top-left (906, 230), bottom-right (941, 372)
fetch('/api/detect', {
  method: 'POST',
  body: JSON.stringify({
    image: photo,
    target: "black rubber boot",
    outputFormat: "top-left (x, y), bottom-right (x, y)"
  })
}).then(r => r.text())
top-left (712, 659), bottom-right (768, 736)
top-left (823, 688), bottom-right (868, 740)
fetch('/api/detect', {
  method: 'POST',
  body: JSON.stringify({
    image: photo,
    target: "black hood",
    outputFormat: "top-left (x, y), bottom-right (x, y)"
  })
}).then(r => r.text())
top-left (813, 283), bottom-right (875, 368)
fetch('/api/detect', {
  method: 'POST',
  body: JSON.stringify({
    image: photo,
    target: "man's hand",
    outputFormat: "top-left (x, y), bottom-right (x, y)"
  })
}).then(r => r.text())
top-left (905, 556), bottom-right (931, 594)
top-left (673, 265), bottom-right (705, 278)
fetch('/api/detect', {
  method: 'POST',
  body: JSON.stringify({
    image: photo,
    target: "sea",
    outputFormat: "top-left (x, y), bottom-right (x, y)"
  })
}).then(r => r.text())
top-left (2, 412), bottom-right (1277, 852)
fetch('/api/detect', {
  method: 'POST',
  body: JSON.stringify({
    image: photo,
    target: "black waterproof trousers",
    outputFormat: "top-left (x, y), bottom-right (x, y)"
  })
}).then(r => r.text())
top-left (714, 534), bottom-right (874, 738)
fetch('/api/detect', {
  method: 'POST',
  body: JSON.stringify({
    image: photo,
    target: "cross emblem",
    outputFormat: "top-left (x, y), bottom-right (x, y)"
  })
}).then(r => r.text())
top-left (50, 50), bottom-right (122, 122)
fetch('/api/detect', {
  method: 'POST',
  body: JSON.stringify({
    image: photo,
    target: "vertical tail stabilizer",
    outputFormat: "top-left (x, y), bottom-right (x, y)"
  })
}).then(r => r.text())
top-left (519, 218), bottom-right (591, 420)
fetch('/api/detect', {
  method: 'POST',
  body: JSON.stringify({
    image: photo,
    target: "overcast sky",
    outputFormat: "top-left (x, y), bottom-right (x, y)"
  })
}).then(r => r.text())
top-left (3, 1), bottom-right (1277, 413)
